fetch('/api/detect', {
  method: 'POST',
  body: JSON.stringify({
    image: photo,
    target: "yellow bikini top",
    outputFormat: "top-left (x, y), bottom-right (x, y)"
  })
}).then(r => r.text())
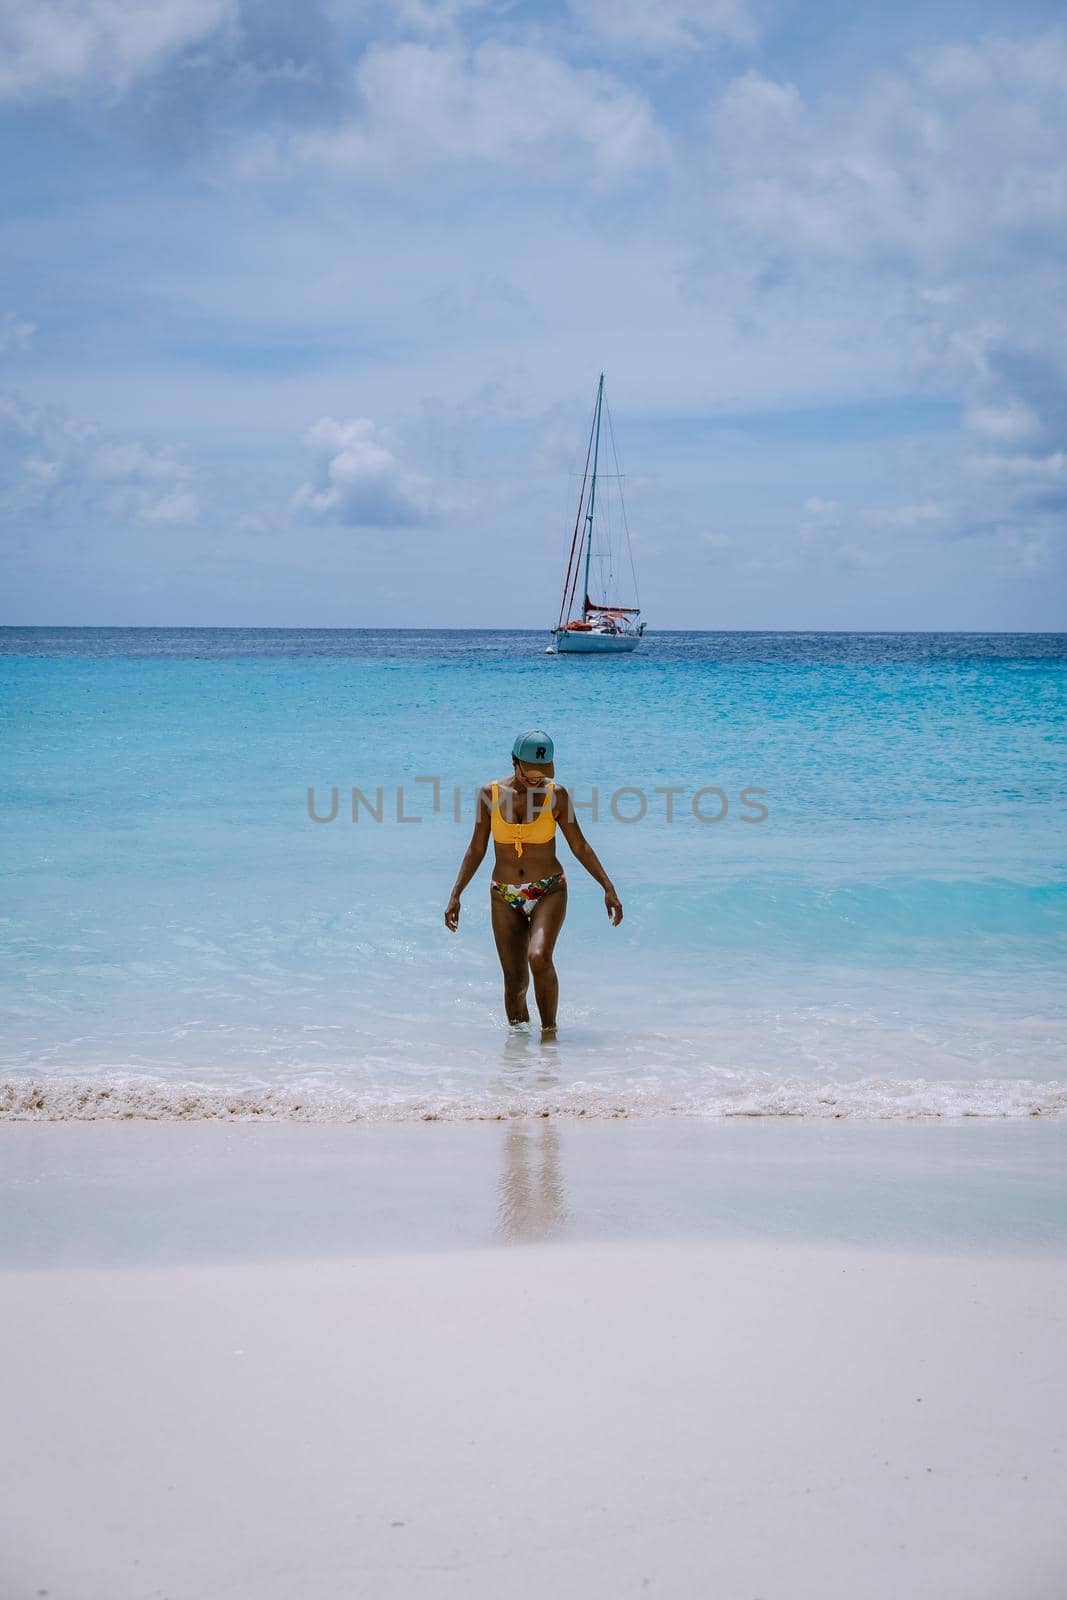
top-left (489, 779), bottom-right (557, 857)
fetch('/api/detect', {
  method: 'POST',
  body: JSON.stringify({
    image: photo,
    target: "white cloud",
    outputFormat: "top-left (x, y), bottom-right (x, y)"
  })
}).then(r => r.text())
top-left (387, 0), bottom-right (488, 35)
top-left (257, 41), bottom-right (667, 182)
top-left (291, 416), bottom-right (433, 527)
top-left (0, 0), bottom-right (235, 103)
top-left (991, 527), bottom-right (1051, 573)
top-left (963, 401), bottom-right (1039, 442)
top-left (0, 313), bottom-right (35, 352)
top-left (796, 496), bottom-right (952, 573)
top-left (574, 0), bottom-right (757, 58)
top-left (971, 451), bottom-right (1066, 481)
top-left (0, 389), bottom-right (199, 526)
top-left (706, 31), bottom-right (1067, 272)
top-left (137, 487), bottom-right (201, 524)
top-left (691, 30), bottom-right (1067, 562)
top-left (91, 439), bottom-right (192, 483)
top-left (797, 508), bottom-right (889, 575)
top-left (860, 501), bottom-right (946, 530)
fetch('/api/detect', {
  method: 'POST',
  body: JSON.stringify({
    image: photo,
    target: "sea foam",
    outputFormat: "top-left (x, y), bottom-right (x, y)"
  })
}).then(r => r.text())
top-left (3, 1072), bottom-right (1064, 1122)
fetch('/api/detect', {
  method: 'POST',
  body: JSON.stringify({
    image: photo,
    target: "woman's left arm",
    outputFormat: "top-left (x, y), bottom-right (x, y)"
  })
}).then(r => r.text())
top-left (555, 786), bottom-right (623, 925)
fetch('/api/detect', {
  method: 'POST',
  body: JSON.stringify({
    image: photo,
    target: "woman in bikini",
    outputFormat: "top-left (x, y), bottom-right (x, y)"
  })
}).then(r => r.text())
top-left (444, 729), bottom-right (623, 1033)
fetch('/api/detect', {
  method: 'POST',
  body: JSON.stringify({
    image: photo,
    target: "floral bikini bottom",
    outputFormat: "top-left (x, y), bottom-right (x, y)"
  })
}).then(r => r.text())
top-left (491, 872), bottom-right (567, 920)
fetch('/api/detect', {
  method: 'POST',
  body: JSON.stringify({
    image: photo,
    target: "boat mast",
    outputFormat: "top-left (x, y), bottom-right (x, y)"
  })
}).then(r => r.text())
top-left (583, 373), bottom-right (604, 613)
top-left (556, 385), bottom-right (597, 631)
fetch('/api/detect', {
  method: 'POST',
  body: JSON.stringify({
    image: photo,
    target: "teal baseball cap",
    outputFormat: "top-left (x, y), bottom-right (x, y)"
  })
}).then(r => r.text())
top-left (512, 729), bottom-right (554, 764)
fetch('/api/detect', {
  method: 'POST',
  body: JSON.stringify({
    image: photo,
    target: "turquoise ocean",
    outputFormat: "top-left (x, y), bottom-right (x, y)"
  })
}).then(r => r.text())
top-left (1, 628), bottom-right (1065, 1120)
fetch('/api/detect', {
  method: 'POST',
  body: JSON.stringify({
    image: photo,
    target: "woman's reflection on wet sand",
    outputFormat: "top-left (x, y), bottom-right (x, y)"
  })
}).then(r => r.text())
top-left (495, 1029), bottom-right (570, 1242)
top-left (497, 1119), bottom-right (570, 1241)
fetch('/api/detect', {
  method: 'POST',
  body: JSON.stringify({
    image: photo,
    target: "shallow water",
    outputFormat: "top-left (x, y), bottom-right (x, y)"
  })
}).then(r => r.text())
top-left (1, 628), bottom-right (1065, 1119)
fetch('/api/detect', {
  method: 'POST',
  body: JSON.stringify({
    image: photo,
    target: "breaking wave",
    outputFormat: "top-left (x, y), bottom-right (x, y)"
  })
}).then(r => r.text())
top-left (3, 1072), bottom-right (1065, 1122)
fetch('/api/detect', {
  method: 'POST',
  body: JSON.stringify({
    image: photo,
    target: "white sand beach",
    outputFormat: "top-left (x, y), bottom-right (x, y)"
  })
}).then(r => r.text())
top-left (2, 1121), bottom-right (1066, 1600)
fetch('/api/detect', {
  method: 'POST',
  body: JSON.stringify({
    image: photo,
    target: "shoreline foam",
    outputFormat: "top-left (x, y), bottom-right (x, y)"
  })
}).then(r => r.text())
top-left (3, 1069), bottom-right (1066, 1121)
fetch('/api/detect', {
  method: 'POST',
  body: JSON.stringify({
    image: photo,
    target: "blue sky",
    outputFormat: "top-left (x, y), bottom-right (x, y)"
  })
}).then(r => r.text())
top-left (1, 0), bottom-right (1065, 628)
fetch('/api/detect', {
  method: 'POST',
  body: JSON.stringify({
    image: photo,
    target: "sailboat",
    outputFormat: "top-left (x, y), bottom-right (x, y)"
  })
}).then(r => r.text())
top-left (547, 374), bottom-right (645, 655)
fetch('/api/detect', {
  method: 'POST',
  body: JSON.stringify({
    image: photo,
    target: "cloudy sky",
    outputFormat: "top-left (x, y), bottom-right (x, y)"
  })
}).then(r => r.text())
top-left (1, 0), bottom-right (1065, 628)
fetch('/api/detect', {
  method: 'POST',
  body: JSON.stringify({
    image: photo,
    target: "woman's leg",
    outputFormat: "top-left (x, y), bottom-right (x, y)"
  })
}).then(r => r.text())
top-left (527, 883), bottom-right (567, 1030)
top-left (490, 892), bottom-right (532, 1023)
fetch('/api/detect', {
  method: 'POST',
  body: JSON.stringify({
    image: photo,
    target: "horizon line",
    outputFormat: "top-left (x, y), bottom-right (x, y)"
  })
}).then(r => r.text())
top-left (1, 624), bottom-right (1064, 637)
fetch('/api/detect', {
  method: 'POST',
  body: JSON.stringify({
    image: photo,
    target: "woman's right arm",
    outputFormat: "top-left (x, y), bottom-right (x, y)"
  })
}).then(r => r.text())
top-left (444, 786), bottom-right (492, 931)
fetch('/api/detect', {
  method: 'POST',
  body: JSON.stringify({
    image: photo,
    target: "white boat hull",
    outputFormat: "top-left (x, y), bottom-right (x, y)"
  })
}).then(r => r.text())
top-left (553, 630), bottom-right (641, 654)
